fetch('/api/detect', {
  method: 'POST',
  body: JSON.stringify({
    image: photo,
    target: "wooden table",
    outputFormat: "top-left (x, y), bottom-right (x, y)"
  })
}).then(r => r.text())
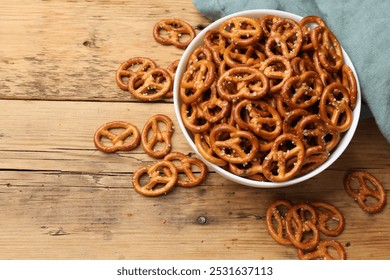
top-left (0, 0), bottom-right (389, 260)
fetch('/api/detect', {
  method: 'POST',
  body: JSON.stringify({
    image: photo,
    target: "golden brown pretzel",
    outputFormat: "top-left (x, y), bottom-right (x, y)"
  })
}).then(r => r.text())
top-left (223, 43), bottom-right (266, 68)
top-left (219, 16), bottom-right (263, 47)
top-left (312, 51), bottom-right (337, 86)
top-left (297, 240), bottom-right (346, 260)
top-left (228, 154), bottom-right (265, 178)
top-left (297, 146), bottom-right (329, 175)
top-left (310, 201), bottom-right (345, 237)
top-left (141, 114), bottom-right (174, 158)
top-left (266, 199), bottom-right (293, 246)
top-left (265, 18), bottom-right (303, 59)
top-left (322, 125), bottom-right (341, 152)
top-left (311, 26), bottom-right (343, 73)
top-left (180, 60), bottom-right (216, 104)
top-left (262, 133), bottom-right (305, 182)
top-left (128, 68), bottom-right (172, 101)
top-left (115, 57), bottom-right (157, 91)
top-left (299, 15), bottom-right (327, 52)
top-left (94, 121), bottom-right (141, 153)
top-left (132, 160), bottom-right (178, 196)
top-left (209, 124), bottom-right (259, 164)
top-left (233, 99), bottom-right (282, 140)
top-left (194, 133), bottom-right (227, 167)
top-left (281, 71), bottom-right (323, 109)
top-left (319, 83), bottom-right (353, 132)
top-left (203, 29), bottom-right (227, 65)
top-left (198, 82), bottom-right (231, 123)
top-left (342, 64), bottom-right (358, 110)
top-left (344, 171), bottom-right (387, 214)
top-left (164, 152), bottom-right (207, 187)
top-left (180, 102), bottom-right (211, 133)
top-left (260, 15), bottom-right (280, 37)
top-left (153, 19), bottom-right (196, 49)
top-left (285, 203), bottom-right (320, 250)
top-left (291, 56), bottom-right (315, 75)
top-left (296, 114), bottom-right (328, 150)
top-left (217, 67), bottom-right (269, 101)
top-left (259, 55), bottom-right (293, 94)
top-left (282, 108), bottom-right (310, 134)
top-left (186, 45), bottom-right (214, 68)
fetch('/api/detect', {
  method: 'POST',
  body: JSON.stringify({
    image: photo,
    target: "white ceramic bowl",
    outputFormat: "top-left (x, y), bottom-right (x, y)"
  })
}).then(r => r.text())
top-left (173, 9), bottom-right (361, 188)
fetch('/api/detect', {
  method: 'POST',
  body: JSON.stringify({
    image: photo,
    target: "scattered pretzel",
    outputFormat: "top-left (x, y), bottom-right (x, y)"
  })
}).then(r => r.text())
top-left (164, 152), bottom-right (207, 187)
top-left (297, 240), bottom-right (346, 260)
top-left (132, 160), bottom-right (178, 196)
top-left (311, 201), bottom-right (345, 237)
top-left (94, 121), bottom-right (141, 153)
top-left (266, 199), bottom-right (347, 259)
top-left (128, 68), bottom-right (172, 101)
top-left (266, 199), bottom-right (293, 246)
top-left (115, 57), bottom-right (157, 91)
top-left (141, 114), bottom-right (174, 159)
top-left (285, 203), bottom-right (320, 250)
top-left (153, 19), bottom-right (196, 49)
top-left (344, 171), bottom-right (387, 214)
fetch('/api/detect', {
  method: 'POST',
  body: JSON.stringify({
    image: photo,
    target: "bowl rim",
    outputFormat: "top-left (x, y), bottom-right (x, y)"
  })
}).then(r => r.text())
top-left (173, 9), bottom-right (361, 188)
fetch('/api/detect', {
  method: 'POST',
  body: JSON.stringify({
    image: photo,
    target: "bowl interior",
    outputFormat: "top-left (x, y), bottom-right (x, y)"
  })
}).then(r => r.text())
top-left (173, 9), bottom-right (361, 188)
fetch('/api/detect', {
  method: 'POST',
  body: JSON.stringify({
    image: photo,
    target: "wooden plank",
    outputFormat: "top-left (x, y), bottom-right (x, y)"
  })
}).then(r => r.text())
top-left (0, 0), bottom-right (209, 101)
top-left (0, 99), bottom-right (193, 172)
top-left (0, 99), bottom-right (388, 174)
top-left (0, 170), bottom-right (389, 260)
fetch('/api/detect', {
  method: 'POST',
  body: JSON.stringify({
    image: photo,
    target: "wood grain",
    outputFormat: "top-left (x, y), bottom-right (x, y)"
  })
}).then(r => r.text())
top-left (0, 0), bottom-right (389, 260)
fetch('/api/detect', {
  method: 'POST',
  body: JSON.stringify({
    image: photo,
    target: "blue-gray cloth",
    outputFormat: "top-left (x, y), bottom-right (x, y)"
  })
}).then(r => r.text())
top-left (193, 0), bottom-right (390, 142)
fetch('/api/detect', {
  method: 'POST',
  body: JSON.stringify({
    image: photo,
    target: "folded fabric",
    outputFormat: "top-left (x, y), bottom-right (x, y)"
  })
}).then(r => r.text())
top-left (192, 0), bottom-right (390, 142)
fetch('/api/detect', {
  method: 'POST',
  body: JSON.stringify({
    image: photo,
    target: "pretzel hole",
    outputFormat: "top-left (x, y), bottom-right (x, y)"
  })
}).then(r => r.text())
top-left (323, 245), bottom-right (343, 260)
top-left (347, 176), bottom-right (362, 193)
top-left (184, 88), bottom-right (195, 98)
top-left (362, 195), bottom-right (381, 208)
top-left (267, 39), bottom-right (283, 55)
top-left (178, 33), bottom-right (192, 44)
top-left (205, 106), bottom-right (222, 117)
top-left (157, 28), bottom-right (171, 40)
top-left (278, 139), bottom-right (296, 152)
top-left (99, 135), bottom-right (115, 147)
top-left (323, 131), bottom-right (336, 143)
top-left (131, 76), bottom-right (146, 90)
top-left (137, 172), bottom-right (152, 187)
top-left (286, 33), bottom-right (299, 48)
top-left (322, 216), bottom-right (342, 232)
